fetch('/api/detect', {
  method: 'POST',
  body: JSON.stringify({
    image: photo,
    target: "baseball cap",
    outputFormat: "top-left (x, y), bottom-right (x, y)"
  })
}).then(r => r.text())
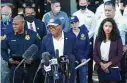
top-left (70, 16), bottom-right (79, 23)
top-left (47, 18), bottom-right (62, 27)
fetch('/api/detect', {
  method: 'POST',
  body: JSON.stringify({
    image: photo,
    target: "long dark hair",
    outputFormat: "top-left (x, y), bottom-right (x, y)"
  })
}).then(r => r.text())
top-left (97, 18), bottom-right (120, 42)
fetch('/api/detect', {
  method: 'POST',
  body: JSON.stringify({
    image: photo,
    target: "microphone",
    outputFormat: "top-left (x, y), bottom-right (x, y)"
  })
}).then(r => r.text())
top-left (22, 44), bottom-right (38, 59)
top-left (16, 44), bottom-right (38, 69)
top-left (33, 52), bottom-right (51, 83)
top-left (55, 49), bottom-right (59, 58)
top-left (13, 44), bottom-right (38, 83)
top-left (42, 52), bottom-right (51, 66)
top-left (75, 58), bottom-right (91, 69)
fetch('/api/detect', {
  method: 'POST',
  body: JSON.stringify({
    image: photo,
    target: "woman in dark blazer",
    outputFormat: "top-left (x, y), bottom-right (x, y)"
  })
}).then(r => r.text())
top-left (93, 18), bottom-right (123, 83)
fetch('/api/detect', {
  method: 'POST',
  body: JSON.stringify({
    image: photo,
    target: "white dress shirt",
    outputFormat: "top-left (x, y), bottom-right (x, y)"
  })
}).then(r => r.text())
top-left (27, 21), bottom-right (36, 32)
top-left (53, 32), bottom-right (64, 57)
top-left (100, 40), bottom-right (111, 61)
top-left (73, 8), bottom-right (96, 39)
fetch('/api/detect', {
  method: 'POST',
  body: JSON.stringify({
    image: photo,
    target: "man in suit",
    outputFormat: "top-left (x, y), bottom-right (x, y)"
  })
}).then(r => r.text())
top-left (24, 6), bottom-right (47, 40)
top-left (41, 18), bottom-right (76, 83)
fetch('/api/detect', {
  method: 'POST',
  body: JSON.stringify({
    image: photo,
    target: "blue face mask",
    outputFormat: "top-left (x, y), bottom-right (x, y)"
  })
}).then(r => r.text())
top-left (2, 15), bottom-right (9, 23)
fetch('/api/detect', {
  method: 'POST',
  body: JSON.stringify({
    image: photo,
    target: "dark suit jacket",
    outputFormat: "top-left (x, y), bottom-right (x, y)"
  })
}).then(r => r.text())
top-left (41, 32), bottom-right (76, 57)
top-left (93, 38), bottom-right (123, 68)
top-left (25, 19), bottom-right (47, 40)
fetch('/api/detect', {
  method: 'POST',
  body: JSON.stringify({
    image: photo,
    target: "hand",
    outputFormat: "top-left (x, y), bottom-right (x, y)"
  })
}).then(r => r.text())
top-left (100, 62), bottom-right (106, 71)
top-left (9, 58), bottom-right (20, 64)
top-left (24, 58), bottom-right (33, 64)
top-left (81, 59), bottom-right (86, 63)
top-left (103, 62), bottom-right (112, 70)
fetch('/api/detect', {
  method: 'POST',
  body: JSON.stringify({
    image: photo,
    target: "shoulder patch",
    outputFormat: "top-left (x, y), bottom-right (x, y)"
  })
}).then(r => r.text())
top-left (36, 33), bottom-right (41, 39)
top-left (1, 35), bottom-right (6, 41)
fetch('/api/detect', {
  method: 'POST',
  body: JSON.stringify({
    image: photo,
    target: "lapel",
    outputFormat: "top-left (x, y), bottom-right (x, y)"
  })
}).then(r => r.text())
top-left (48, 34), bottom-right (55, 56)
top-left (109, 41), bottom-right (113, 59)
top-left (63, 32), bottom-right (68, 54)
top-left (34, 20), bottom-right (39, 32)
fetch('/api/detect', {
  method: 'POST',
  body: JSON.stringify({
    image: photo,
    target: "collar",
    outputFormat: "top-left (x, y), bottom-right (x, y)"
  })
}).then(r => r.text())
top-left (52, 31), bottom-right (64, 40)
top-left (79, 8), bottom-right (89, 13)
top-left (15, 30), bottom-right (27, 36)
top-left (27, 21), bottom-right (35, 24)
top-left (50, 11), bottom-right (61, 16)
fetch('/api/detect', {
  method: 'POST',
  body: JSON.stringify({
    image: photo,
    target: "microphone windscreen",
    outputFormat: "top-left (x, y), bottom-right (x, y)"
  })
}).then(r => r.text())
top-left (23, 44), bottom-right (38, 59)
top-left (41, 52), bottom-right (51, 66)
top-left (55, 49), bottom-right (59, 58)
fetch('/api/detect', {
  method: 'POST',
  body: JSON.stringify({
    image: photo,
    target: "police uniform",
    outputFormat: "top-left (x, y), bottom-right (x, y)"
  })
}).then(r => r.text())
top-left (1, 28), bottom-right (41, 83)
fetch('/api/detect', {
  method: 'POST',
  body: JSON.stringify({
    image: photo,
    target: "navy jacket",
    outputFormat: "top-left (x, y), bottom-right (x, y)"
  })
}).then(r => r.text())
top-left (1, 28), bottom-right (41, 61)
top-left (25, 19), bottom-right (47, 40)
top-left (68, 25), bottom-right (90, 61)
top-left (41, 32), bottom-right (76, 57)
top-left (1, 20), bottom-right (13, 35)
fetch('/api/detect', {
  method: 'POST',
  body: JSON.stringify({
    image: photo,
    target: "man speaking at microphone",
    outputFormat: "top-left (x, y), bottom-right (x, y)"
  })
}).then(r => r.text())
top-left (41, 18), bottom-right (76, 83)
top-left (1, 15), bottom-right (41, 83)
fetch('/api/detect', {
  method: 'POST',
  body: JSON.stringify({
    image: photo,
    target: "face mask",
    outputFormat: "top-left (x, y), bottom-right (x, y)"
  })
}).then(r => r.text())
top-left (103, 0), bottom-right (111, 3)
top-left (2, 15), bottom-right (9, 23)
top-left (54, 7), bottom-right (61, 13)
top-left (25, 15), bottom-right (35, 23)
top-left (79, 5), bottom-right (87, 10)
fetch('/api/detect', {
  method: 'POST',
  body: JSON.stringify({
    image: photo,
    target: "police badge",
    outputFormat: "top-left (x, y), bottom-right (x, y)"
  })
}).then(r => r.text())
top-left (80, 34), bottom-right (86, 40)
top-left (1, 35), bottom-right (6, 41)
top-left (25, 35), bottom-right (30, 40)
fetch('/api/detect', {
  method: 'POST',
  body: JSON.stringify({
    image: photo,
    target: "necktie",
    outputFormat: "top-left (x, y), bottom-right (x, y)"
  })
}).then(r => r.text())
top-left (30, 23), bottom-right (34, 31)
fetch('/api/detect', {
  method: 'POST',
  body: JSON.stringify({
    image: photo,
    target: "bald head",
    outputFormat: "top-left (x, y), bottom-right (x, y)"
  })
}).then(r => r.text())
top-left (13, 15), bottom-right (25, 34)
top-left (1, 6), bottom-right (12, 15)
top-left (13, 15), bottom-right (25, 23)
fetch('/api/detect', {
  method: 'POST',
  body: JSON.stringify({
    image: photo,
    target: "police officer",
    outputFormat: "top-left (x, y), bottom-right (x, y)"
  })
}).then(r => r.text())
top-left (24, 6), bottom-right (47, 40)
top-left (1, 15), bottom-right (41, 83)
top-left (68, 16), bottom-right (90, 83)
top-left (42, 0), bottom-right (69, 33)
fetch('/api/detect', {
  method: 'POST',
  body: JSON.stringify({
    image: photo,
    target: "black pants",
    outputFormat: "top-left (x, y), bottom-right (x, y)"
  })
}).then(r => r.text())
top-left (10, 62), bottom-right (40, 83)
top-left (120, 52), bottom-right (127, 83)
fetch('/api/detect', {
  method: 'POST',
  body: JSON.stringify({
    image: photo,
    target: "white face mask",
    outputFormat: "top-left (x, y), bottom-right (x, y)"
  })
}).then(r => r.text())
top-left (103, 0), bottom-right (111, 3)
top-left (54, 7), bottom-right (61, 13)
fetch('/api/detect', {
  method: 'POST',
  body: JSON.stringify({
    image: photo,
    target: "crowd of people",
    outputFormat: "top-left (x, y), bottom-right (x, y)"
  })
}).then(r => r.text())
top-left (1, 0), bottom-right (127, 83)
